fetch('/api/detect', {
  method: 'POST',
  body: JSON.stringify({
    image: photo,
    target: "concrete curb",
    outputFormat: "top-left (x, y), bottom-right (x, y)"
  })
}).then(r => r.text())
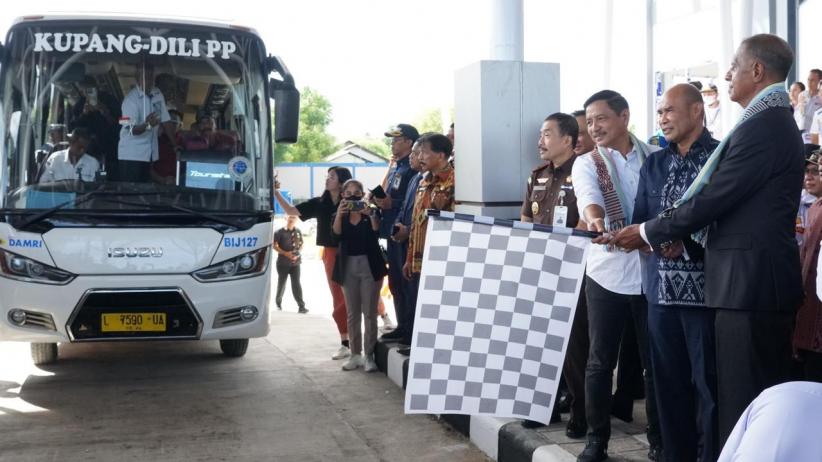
top-left (375, 338), bottom-right (580, 462)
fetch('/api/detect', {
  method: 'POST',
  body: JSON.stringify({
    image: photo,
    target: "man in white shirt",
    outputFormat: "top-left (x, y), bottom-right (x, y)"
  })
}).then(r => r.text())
top-left (570, 90), bottom-right (662, 462)
top-left (702, 84), bottom-right (724, 139)
top-left (116, 60), bottom-right (170, 182)
top-left (794, 69), bottom-right (822, 143)
top-left (39, 127), bottom-right (99, 183)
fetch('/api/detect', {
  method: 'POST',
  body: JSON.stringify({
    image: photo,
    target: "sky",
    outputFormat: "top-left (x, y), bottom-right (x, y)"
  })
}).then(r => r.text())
top-left (0, 0), bottom-right (815, 143)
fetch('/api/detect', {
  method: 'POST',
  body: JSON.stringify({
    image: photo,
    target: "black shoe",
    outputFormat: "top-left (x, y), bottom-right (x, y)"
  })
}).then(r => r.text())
top-left (298, 307), bottom-right (308, 314)
top-left (398, 336), bottom-right (412, 346)
top-left (577, 441), bottom-right (608, 462)
top-left (610, 398), bottom-right (634, 423)
top-left (565, 419), bottom-right (587, 439)
top-left (550, 411), bottom-right (562, 424)
top-left (380, 329), bottom-right (405, 341)
top-left (276, 304), bottom-right (282, 311)
top-left (556, 390), bottom-right (572, 414)
top-left (522, 419), bottom-right (545, 429)
top-left (647, 445), bottom-right (662, 461)
top-left (397, 347), bottom-right (411, 356)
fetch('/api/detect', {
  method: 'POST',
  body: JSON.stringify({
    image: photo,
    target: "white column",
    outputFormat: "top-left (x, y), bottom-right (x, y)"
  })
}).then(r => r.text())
top-left (490, 0), bottom-right (524, 61)
top-left (646, 0), bottom-right (655, 137)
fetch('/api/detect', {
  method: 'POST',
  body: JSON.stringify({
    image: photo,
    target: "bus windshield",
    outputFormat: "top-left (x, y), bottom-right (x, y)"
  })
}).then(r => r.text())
top-left (0, 21), bottom-right (273, 218)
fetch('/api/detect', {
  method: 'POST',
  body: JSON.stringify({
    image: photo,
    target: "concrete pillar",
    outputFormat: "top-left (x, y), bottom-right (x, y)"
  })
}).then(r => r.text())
top-left (454, 0), bottom-right (560, 220)
top-left (454, 61), bottom-right (560, 219)
top-left (490, 0), bottom-right (523, 61)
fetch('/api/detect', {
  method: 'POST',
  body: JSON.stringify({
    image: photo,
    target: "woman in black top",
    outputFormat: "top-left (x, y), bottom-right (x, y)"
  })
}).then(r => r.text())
top-left (332, 179), bottom-right (388, 372)
top-left (275, 166), bottom-right (353, 360)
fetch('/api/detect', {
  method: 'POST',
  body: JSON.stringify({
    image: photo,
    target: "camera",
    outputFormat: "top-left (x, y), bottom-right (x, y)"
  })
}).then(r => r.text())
top-left (345, 200), bottom-right (367, 212)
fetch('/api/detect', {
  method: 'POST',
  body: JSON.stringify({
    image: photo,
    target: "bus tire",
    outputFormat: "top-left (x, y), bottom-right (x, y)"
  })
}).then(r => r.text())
top-left (220, 339), bottom-right (249, 357)
top-left (31, 342), bottom-right (58, 365)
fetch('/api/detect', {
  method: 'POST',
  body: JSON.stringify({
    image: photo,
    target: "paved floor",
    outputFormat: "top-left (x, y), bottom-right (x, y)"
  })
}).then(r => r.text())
top-left (534, 404), bottom-right (653, 461)
top-left (0, 309), bottom-right (487, 461)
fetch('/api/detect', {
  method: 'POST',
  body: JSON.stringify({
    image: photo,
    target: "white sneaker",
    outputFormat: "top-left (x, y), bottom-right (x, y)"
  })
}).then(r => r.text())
top-left (364, 354), bottom-right (378, 372)
top-left (332, 345), bottom-right (351, 360)
top-left (381, 314), bottom-right (395, 329)
top-left (342, 354), bottom-right (363, 371)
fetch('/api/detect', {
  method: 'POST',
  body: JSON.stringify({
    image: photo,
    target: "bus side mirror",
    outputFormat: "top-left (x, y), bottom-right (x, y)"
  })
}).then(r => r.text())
top-left (271, 80), bottom-right (299, 144)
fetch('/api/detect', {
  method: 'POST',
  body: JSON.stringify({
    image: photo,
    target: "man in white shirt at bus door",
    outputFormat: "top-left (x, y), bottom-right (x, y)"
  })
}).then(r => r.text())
top-left (117, 59), bottom-right (170, 182)
top-left (39, 127), bottom-right (100, 183)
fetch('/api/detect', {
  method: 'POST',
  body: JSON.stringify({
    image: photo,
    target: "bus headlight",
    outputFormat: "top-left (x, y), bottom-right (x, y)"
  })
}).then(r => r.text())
top-left (0, 249), bottom-right (75, 285)
top-left (192, 247), bottom-right (268, 282)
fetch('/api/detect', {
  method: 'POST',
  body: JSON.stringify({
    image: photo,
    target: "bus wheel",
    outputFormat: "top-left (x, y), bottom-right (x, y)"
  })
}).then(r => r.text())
top-left (220, 339), bottom-right (249, 357)
top-left (31, 342), bottom-right (58, 365)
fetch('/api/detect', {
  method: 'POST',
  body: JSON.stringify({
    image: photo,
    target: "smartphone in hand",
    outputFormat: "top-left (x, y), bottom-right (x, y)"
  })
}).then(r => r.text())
top-left (371, 185), bottom-right (387, 199)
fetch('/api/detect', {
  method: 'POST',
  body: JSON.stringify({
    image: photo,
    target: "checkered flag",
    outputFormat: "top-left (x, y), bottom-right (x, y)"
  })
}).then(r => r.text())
top-left (404, 211), bottom-right (593, 424)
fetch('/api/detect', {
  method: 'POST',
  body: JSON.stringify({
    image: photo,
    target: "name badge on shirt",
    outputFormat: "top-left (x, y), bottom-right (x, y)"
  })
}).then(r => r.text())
top-left (391, 173), bottom-right (402, 190)
top-left (532, 185), bottom-right (547, 191)
top-left (553, 206), bottom-right (568, 227)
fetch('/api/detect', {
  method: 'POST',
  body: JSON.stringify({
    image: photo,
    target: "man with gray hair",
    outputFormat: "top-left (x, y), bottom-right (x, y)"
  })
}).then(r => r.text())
top-left (614, 34), bottom-right (804, 446)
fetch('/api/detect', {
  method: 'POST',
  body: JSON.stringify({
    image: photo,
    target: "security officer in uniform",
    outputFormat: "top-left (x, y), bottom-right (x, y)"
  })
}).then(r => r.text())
top-left (519, 113), bottom-right (589, 439)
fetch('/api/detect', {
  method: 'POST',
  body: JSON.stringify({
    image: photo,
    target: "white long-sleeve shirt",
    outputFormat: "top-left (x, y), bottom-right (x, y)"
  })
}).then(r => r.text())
top-left (117, 86), bottom-right (170, 162)
top-left (571, 146), bottom-right (650, 295)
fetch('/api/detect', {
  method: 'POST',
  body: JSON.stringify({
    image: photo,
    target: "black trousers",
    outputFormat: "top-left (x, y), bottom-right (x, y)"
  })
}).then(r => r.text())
top-left (562, 278), bottom-right (589, 424)
top-left (275, 263), bottom-right (305, 310)
top-left (584, 276), bottom-right (661, 446)
top-left (386, 239), bottom-right (407, 331)
top-left (117, 159), bottom-right (151, 183)
top-left (649, 303), bottom-right (717, 462)
top-left (715, 309), bottom-right (792, 447)
top-left (802, 350), bottom-right (822, 382)
top-left (402, 271), bottom-right (420, 336)
top-left (614, 319), bottom-right (645, 405)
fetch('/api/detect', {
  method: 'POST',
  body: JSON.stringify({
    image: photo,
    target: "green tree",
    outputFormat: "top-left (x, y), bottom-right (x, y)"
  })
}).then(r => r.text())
top-left (413, 107), bottom-right (444, 134)
top-left (274, 87), bottom-right (336, 164)
top-left (351, 137), bottom-right (390, 159)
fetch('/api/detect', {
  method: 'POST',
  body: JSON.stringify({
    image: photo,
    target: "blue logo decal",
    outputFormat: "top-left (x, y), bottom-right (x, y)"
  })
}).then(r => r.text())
top-left (9, 239), bottom-right (43, 248)
top-left (224, 237), bottom-right (258, 248)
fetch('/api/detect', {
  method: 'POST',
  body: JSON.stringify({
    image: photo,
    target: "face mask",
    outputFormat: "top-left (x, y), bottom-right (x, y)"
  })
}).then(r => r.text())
top-left (347, 194), bottom-right (363, 201)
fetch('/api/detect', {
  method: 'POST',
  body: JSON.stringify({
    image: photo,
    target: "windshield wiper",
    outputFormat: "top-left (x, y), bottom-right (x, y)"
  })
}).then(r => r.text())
top-left (94, 196), bottom-right (247, 229)
top-left (15, 185), bottom-right (107, 230)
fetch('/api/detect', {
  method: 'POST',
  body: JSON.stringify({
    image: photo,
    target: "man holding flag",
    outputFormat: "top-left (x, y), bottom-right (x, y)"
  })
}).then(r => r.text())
top-left (614, 34), bottom-right (804, 446)
top-left (570, 90), bottom-right (663, 462)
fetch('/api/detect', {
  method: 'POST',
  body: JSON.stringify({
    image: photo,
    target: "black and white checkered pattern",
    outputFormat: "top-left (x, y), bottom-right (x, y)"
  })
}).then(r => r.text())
top-left (405, 211), bottom-right (591, 424)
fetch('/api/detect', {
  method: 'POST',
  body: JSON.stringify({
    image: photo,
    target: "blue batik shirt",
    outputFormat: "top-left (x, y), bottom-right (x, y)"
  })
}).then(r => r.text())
top-left (633, 128), bottom-right (719, 306)
top-left (378, 154), bottom-right (417, 238)
top-left (397, 172), bottom-right (423, 227)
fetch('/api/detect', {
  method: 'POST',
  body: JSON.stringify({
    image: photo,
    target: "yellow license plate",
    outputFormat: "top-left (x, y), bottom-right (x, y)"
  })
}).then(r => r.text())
top-left (101, 313), bottom-right (167, 332)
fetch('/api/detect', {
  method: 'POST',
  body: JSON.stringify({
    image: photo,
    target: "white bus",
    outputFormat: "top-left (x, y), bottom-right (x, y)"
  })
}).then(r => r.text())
top-left (0, 14), bottom-right (300, 363)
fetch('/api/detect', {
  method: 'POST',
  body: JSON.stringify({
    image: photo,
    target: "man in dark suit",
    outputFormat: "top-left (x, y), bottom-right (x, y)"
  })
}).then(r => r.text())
top-left (613, 34), bottom-right (804, 446)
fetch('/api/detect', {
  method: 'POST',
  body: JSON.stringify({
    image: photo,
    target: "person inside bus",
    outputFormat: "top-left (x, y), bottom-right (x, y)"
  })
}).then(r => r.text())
top-left (151, 109), bottom-right (182, 185)
top-left (116, 59), bottom-right (171, 183)
top-left (178, 112), bottom-right (215, 151)
top-left (70, 76), bottom-right (119, 169)
top-left (39, 127), bottom-right (100, 183)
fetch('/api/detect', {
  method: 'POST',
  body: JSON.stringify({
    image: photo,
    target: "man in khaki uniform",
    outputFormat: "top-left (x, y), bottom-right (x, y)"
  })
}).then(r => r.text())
top-left (519, 112), bottom-right (588, 439)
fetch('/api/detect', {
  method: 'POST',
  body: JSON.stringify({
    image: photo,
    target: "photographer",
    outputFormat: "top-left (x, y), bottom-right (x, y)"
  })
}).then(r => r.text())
top-left (332, 179), bottom-right (388, 372)
top-left (275, 166), bottom-right (354, 360)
